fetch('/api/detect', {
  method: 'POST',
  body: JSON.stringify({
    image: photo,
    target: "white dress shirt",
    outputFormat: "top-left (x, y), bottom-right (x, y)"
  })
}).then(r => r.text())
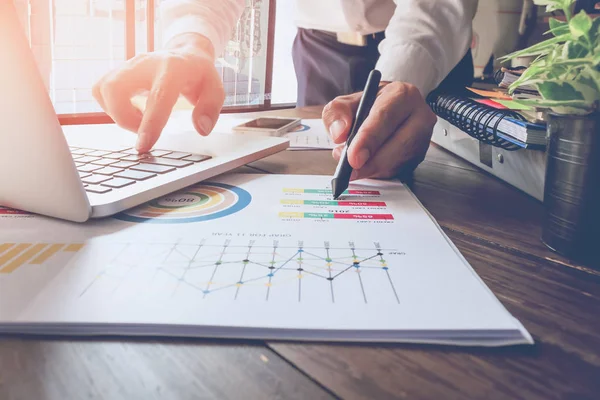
top-left (160, 0), bottom-right (478, 97)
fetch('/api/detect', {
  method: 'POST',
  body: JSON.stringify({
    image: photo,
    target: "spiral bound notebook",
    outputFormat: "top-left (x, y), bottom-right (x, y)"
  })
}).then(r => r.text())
top-left (427, 92), bottom-right (546, 150)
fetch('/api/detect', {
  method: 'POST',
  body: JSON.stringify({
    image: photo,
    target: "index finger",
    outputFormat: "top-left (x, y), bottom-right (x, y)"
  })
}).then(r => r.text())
top-left (136, 61), bottom-right (187, 152)
top-left (94, 56), bottom-right (152, 133)
top-left (322, 93), bottom-right (362, 144)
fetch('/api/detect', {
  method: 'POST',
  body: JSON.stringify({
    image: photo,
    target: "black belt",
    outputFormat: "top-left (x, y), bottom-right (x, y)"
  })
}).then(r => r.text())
top-left (315, 30), bottom-right (385, 47)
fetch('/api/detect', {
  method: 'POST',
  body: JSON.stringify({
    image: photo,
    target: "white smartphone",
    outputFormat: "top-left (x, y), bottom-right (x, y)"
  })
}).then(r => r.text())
top-left (232, 117), bottom-right (302, 136)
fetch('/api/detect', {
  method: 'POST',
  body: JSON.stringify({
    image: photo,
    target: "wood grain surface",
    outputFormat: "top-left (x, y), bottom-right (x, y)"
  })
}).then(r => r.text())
top-left (1, 106), bottom-right (598, 400)
top-left (0, 339), bottom-right (334, 400)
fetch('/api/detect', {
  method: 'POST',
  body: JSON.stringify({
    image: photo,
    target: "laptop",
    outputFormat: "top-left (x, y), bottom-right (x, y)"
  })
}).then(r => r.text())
top-left (0, 2), bottom-right (289, 223)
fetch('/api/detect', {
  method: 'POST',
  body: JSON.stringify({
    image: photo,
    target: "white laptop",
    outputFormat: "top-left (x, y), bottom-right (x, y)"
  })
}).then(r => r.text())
top-left (0, 2), bottom-right (289, 223)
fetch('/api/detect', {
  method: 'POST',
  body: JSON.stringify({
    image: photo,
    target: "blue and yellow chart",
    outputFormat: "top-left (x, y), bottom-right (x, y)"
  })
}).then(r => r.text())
top-left (115, 182), bottom-right (251, 224)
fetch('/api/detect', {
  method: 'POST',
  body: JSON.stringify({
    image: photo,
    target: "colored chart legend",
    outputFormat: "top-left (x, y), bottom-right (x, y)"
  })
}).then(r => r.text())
top-left (281, 200), bottom-right (387, 207)
top-left (279, 212), bottom-right (394, 220)
top-left (0, 243), bottom-right (85, 274)
top-left (283, 189), bottom-right (381, 196)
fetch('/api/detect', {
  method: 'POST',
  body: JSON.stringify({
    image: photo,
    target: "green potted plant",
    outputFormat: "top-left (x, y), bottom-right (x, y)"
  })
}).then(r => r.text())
top-left (499, 0), bottom-right (600, 264)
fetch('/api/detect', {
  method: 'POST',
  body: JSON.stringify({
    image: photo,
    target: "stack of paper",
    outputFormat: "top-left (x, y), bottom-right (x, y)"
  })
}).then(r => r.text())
top-left (0, 174), bottom-right (533, 346)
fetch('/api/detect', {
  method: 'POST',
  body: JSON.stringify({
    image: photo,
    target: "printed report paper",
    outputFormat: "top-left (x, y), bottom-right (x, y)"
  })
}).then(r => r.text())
top-left (0, 174), bottom-right (533, 346)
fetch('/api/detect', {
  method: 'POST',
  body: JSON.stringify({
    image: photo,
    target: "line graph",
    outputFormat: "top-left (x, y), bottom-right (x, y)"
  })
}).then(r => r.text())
top-left (79, 239), bottom-right (404, 304)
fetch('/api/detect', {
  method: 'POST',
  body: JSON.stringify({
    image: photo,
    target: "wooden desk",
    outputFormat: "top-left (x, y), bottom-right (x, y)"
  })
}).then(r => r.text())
top-left (1, 107), bottom-right (599, 400)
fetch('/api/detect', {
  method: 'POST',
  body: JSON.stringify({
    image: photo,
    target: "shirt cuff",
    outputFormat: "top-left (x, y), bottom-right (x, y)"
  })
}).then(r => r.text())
top-left (375, 42), bottom-right (441, 98)
top-left (161, 15), bottom-right (226, 58)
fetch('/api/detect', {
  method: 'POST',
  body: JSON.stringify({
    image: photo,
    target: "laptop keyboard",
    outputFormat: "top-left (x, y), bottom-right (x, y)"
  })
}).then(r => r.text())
top-left (69, 147), bottom-right (212, 195)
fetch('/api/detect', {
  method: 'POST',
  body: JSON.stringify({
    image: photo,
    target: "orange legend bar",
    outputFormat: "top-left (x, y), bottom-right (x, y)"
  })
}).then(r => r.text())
top-left (0, 244), bottom-right (47, 273)
top-left (30, 244), bottom-right (64, 264)
top-left (63, 243), bottom-right (85, 252)
top-left (0, 243), bottom-right (31, 271)
top-left (0, 243), bottom-right (15, 255)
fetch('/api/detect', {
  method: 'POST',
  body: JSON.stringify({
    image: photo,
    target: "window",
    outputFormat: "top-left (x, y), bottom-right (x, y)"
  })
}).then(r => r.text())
top-left (14, 0), bottom-right (289, 119)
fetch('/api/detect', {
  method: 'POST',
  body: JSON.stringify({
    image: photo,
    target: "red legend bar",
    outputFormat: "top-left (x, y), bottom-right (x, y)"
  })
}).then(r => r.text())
top-left (337, 201), bottom-right (387, 207)
top-left (347, 190), bottom-right (380, 195)
top-left (0, 207), bottom-right (28, 215)
top-left (334, 213), bottom-right (394, 220)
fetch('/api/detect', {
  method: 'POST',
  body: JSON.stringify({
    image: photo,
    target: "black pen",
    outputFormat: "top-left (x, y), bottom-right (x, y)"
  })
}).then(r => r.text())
top-left (331, 69), bottom-right (381, 199)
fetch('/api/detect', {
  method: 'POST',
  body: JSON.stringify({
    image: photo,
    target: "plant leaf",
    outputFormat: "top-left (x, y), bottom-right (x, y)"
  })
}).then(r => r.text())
top-left (589, 15), bottom-right (600, 45)
top-left (499, 34), bottom-right (572, 62)
top-left (501, 1), bottom-right (600, 113)
top-left (547, 63), bottom-right (570, 79)
top-left (580, 66), bottom-right (600, 97)
top-left (515, 98), bottom-right (592, 112)
top-left (545, 18), bottom-right (570, 36)
top-left (564, 41), bottom-right (589, 58)
top-left (569, 10), bottom-right (592, 39)
top-left (570, 80), bottom-right (600, 104)
top-left (509, 66), bottom-right (545, 90)
top-left (538, 81), bottom-right (585, 101)
top-left (534, 0), bottom-right (575, 15)
top-left (509, 79), bottom-right (547, 95)
top-left (549, 58), bottom-right (594, 67)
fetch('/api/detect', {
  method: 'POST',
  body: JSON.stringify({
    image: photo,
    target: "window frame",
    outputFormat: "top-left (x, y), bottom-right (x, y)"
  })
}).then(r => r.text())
top-left (55, 0), bottom-right (293, 126)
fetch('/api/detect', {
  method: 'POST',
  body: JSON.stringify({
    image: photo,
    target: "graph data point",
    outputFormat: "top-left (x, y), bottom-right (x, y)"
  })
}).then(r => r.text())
top-left (215, 261), bottom-right (222, 265)
top-left (382, 267), bottom-right (389, 270)
top-left (297, 268), bottom-right (304, 272)
top-left (268, 273), bottom-right (274, 277)
top-left (243, 259), bottom-right (249, 263)
top-left (354, 264), bottom-right (360, 268)
top-left (327, 277), bottom-right (333, 281)
top-left (377, 252), bottom-right (383, 256)
top-left (325, 258), bottom-right (332, 262)
top-left (268, 266), bottom-right (275, 270)
top-left (298, 249), bottom-right (304, 253)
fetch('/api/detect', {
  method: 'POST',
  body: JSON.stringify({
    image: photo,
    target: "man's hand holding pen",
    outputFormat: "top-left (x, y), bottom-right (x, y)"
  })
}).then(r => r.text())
top-left (323, 81), bottom-right (437, 181)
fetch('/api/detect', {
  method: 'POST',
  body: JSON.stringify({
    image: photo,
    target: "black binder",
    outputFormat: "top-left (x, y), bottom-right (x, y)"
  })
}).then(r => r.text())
top-left (426, 91), bottom-right (544, 150)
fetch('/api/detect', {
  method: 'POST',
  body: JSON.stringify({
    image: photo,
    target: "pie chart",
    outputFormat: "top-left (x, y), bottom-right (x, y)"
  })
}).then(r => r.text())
top-left (115, 182), bottom-right (252, 224)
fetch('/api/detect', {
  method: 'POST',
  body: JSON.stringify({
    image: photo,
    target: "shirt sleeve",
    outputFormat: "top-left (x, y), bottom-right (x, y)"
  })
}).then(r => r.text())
top-left (159, 0), bottom-right (246, 57)
top-left (375, 0), bottom-right (478, 97)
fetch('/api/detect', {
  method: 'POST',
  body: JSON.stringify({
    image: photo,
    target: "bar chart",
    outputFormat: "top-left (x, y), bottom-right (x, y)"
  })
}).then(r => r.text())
top-left (0, 243), bottom-right (85, 274)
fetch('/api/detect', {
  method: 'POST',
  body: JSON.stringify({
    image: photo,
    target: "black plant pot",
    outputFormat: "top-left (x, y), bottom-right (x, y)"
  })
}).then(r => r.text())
top-left (542, 112), bottom-right (600, 266)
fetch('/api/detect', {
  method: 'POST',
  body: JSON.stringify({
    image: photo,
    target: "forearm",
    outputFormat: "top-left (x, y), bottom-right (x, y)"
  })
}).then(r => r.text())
top-left (160, 0), bottom-right (246, 59)
top-left (376, 0), bottom-right (478, 96)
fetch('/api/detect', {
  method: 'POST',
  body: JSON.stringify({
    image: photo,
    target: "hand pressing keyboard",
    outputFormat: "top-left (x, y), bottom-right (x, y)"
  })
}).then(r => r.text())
top-left (70, 147), bottom-right (211, 194)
